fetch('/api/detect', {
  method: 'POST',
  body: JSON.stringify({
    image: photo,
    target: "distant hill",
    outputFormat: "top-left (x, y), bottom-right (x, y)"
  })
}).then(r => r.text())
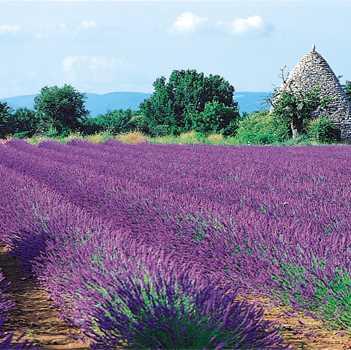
top-left (1, 92), bottom-right (151, 116)
top-left (1, 91), bottom-right (271, 116)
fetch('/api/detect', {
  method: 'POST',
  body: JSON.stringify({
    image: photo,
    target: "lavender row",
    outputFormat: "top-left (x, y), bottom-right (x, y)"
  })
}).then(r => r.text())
top-left (39, 142), bottom-right (351, 329)
top-left (2, 141), bottom-right (351, 329)
top-left (0, 161), bottom-right (285, 349)
top-left (0, 142), bottom-right (239, 261)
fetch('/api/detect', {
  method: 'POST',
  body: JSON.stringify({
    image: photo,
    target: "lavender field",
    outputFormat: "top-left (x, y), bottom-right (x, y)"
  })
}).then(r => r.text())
top-left (1, 140), bottom-right (351, 348)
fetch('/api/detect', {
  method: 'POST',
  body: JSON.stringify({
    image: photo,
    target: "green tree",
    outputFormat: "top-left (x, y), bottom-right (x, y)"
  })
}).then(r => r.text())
top-left (34, 84), bottom-right (88, 136)
top-left (140, 70), bottom-right (238, 136)
top-left (192, 101), bottom-right (239, 135)
top-left (0, 102), bottom-right (12, 138)
top-left (271, 88), bottom-right (330, 139)
top-left (345, 81), bottom-right (351, 102)
top-left (82, 109), bottom-right (136, 135)
top-left (9, 108), bottom-right (40, 138)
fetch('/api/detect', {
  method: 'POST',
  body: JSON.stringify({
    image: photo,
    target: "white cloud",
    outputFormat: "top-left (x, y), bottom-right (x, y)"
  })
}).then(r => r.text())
top-left (227, 16), bottom-right (269, 35)
top-left (62, 55), bottom-right (133, 88)
top-left (172, 12), bottom-right (207, 33)
top-left (0, 25), bottom-right (21, 35)
top-left (79, 20), bottom-right (97, 30)
top-left (63, 56), bottom-right (116, 74)
top-left (62, 55), bottom-right (143, 91)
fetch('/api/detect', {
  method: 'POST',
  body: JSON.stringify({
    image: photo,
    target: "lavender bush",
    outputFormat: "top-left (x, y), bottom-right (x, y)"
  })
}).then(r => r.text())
top-left (0, 153), bottom-right (285, 347)
top-left (2, 140), bottom-right (351, 344)
top-left (73, 246), bottom-right (284, 349)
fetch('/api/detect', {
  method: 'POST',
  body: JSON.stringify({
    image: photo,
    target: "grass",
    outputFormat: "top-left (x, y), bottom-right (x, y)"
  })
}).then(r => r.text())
top-left (149, 131), bottom-right (239, 145)
top-left (6, 130), bottom-right (343, 146)
top-left (115, 131), bottom-right (148, 144)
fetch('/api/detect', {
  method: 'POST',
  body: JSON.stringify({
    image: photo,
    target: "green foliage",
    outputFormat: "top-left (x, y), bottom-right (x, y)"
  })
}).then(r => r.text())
top-left (272, 88), bottom-right (330, 138)
top-left (192, 101), bottom-right (239, 135)
top-left (150, 131), bottom-right (208, 145)
top-left (234, 111), bottom-right (290, 144)
top-left (307, 117), bottom-right (339, 143)
top-left (0, 102), bottom-right (12, 138)
top-left (272, 263), bottom-right (351, 330)
top-left (82, 109), bottom-right (136, 135)
top-left (91, 276), bottom-right (240, 349)
top-left (140, 70), bottom-right (238, 136)
top-left (313, 270), bottom-right (351, 329)
top-left (34, 84), bottom-right (88, 136)
top-left (345, 81), bottom-right (351, 102)
top-left (281, 134), bottom-right (313, 146)
top-left (9, 108), bottom-right (40, 138)
top-left (132, 313), bottom-right (234, 349)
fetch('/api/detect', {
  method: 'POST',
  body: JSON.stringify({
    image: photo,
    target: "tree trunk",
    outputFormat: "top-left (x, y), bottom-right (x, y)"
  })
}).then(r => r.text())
top-left (291, 118), bottom-right (303, 139)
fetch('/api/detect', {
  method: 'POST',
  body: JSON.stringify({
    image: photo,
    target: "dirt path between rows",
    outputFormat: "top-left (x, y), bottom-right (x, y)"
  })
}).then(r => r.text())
top-left (244, 295), bottom-right (351, 349)
top-left (1, 245), bottom-right (351, 349)
top-left (0, 247), bottom-right (90, 350)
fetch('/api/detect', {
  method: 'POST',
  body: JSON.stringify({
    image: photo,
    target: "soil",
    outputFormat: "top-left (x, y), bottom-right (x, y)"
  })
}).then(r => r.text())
top-left (0, 246), bottom-right (90, 350)
top-left (0, 244), bottom-right (350, 349)
top-left (244, 294), bottom-right (351, 349)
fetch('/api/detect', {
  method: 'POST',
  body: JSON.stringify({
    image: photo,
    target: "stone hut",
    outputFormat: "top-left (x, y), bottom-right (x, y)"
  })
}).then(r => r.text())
top-left (279, 46), bottom-right (351, 140)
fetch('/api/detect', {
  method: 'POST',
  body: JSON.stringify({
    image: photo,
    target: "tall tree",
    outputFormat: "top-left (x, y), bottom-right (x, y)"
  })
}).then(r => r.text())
top-left (140, 70), bottom-right (238, 135)
top-left (345, 81), bottom-right (351, 102)
top-left (192, 101), bottom-right (239, 135)
top-left (0, 102), bottom-right (12, 138)
top-left (34, 84), bottom-right (88, 135)
top-left (10, 108), bottom-right (40, 137)
top-left (270, 67), bottom-right (331, 139)
top-left (83, 109), bottom-right (135, 135)
top-left (271, 88), bottom-right (330, 139)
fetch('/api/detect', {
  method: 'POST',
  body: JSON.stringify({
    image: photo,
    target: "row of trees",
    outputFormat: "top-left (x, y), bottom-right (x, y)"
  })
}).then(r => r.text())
top-left (0, 85), bottom-right (88, 138)
top-left (0, 70), bottom-right (240, 139)
top-left (1, 70), bottom-right (351, 141)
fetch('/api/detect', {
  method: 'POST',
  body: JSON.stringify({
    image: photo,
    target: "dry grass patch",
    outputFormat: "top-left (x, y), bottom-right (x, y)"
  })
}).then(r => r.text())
top-left (207, 134), bottom-right (225, 144)
top-left (116, 131), bottom-right (148, 144)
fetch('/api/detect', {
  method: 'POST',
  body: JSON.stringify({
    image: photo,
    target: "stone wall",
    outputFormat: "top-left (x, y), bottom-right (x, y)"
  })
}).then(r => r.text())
top-left (282, 48), bottom-right (351, 141)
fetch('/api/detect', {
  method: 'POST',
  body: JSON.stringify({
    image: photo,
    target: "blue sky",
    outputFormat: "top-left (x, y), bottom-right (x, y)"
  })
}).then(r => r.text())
top-left (0, 0), bottom-right (350, 98)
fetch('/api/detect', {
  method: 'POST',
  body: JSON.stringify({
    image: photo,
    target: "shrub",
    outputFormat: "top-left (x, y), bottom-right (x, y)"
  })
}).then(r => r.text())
top-left (271, 262), bottom-right (351, 330)
top-left (72, 247), bottom-right (285, 350)
top-left (9, 108), bottom-right (40, 138)
top-left (80, 118), bottom-right (103, 135)
top-left (150, 131), bottom-right (206, 145)
top-left (206, 133), bottom-right (225, 144)
top-left (116, 131), bottom-right (147, 144)
top-left (307, 117), bottom-right (339, 143)
top-left (192, 101), bottom-right (239, 135)
top-left (234, 111), bottom-right (290, 144)
top-left (82, 110), bottom-right (136, 136)
top-left (85, 132), bottom-right (113, 144)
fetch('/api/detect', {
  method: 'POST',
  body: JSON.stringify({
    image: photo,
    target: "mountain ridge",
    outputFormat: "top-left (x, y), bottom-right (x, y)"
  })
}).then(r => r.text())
top-left (1, 91), bottom-right (270, 116)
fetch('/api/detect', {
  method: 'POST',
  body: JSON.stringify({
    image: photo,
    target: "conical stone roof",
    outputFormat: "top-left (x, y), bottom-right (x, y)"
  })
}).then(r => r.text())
top-left (282, 47), bottom-right (351, 139)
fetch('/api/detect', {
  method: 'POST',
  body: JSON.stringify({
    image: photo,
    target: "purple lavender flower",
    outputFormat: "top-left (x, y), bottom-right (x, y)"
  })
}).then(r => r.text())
top-left (3, 140), bottom-right (351, 343)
